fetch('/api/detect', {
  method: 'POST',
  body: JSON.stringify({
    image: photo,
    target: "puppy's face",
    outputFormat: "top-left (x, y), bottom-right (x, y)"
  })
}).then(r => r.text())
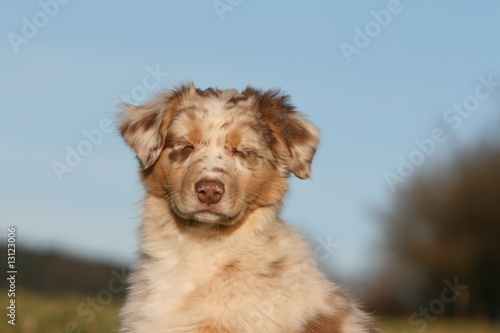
top-left (162, 97), bottom-right (281, 225)
top-left (120, 85), bottom-right (319, 227)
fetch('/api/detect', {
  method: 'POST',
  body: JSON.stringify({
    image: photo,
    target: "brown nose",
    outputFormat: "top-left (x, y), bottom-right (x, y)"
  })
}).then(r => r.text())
top-left (195, 179), bottom-right (225, 204)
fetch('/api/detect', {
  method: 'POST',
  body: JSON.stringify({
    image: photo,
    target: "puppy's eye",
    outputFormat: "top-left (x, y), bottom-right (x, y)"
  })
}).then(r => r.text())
top-left (232, 148), bottom-right (251, 158)
top-left (175, 143), bottom-right (194, 152)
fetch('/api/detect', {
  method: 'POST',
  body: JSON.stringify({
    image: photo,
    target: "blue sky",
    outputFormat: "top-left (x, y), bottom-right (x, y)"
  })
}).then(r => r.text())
top-left (1, 1), bottom-right (499, 277)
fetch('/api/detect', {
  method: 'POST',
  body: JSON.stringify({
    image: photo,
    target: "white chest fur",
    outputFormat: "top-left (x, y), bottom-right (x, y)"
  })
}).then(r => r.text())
top-left (122, 210), bottom-right (334, 333)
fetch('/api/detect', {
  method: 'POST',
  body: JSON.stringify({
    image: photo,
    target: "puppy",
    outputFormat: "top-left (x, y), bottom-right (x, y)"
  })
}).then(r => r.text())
top-left (118, 84), bottom-right (380, 332)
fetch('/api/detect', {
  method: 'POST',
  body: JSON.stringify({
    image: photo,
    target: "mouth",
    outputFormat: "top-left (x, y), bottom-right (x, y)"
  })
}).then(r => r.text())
top-left (193, 208), bottom-right (228, 221)
top-left (173, 206), bottom-right (236, 225)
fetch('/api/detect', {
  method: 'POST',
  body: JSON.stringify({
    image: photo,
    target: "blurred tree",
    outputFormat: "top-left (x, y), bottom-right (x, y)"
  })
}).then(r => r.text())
top-left (0, 247), bottom-right (129, 296)
top-left (374, 142), bottom-right (500, 319)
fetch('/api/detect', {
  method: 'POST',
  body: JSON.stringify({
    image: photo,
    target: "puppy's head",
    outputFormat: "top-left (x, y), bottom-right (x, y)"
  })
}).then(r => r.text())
top-left (119, 84), bottom-right (319, 227)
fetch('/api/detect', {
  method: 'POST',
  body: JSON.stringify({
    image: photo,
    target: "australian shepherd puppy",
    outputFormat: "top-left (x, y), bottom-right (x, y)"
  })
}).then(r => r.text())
top-left (118, 84), bottom-right (380, 333)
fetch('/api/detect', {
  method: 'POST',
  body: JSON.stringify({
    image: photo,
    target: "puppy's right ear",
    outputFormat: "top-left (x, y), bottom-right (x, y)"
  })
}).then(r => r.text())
top-left (119, 91), bottom-right (179, 169)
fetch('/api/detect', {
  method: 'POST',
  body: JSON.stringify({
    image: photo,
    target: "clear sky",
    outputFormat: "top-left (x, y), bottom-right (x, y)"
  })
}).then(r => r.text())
top-left (1, 1), bottom-right (499, 277)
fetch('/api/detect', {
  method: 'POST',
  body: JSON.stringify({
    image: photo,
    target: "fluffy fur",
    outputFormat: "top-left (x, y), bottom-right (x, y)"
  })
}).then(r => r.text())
top-left (118, 84), bottom-right (380, 332)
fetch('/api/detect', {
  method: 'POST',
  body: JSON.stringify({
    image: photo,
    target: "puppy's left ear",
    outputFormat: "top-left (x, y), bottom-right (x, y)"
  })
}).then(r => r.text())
top-left (248, 88), bottom-right (320, 179)
top-left (119, 98), bottom-right (169, 169)
top-left (119, 88), bottom-right (185, 169)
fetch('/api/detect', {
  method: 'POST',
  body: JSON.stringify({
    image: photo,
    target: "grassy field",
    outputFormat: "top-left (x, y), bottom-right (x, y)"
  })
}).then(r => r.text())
top-left (379, 317), bottom-right (500, 333)
top-left (3, 289), bottom-right (500, 332)
top-left (3, 289), bottom-right (121, 333)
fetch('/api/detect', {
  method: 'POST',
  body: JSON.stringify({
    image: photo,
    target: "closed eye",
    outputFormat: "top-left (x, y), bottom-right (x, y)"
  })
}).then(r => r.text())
top-left (232, 148), bottom-right (252, 158)
top-left (174, 142), bottom-right (194, 151)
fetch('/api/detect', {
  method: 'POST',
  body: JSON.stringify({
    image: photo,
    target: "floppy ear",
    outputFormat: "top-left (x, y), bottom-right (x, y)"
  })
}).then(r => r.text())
top-left (119, 86), bottom-right (190, 169)
top-left (246, 88), bottom-right (320, 179)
